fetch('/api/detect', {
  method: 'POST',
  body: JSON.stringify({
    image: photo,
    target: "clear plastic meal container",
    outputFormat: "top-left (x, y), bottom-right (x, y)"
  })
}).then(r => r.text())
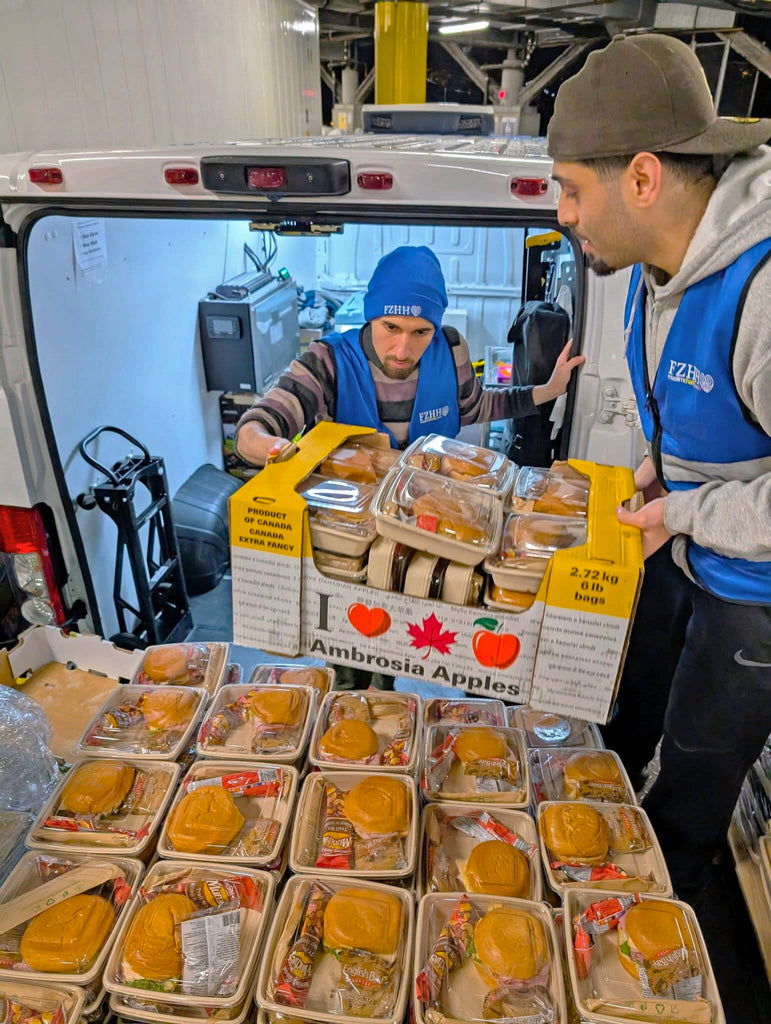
top-left (131, 643), bottom-right (229, 699)
top-left (309, 692), bottom-right (421, 775)
top-left (318, 442), bottom-right (399, 485)
top-left (289, 770), bottom-right (418, 880)
top-left (299, 475), bottom-right (377, 557)
top-left (313, 550), bottom-right (368, 583)
top-left (0, 851), bottom-right (143, 987)
top-left (509, 706), bottom-right (604, 749)
top-left (423, 699), bottom-right (506, 727)
top-left (401, 434), bottom-right (517, 497)
top-left (26, 759), bottom-right (181, 858)
top-left (103, 860), bottom-right (275, 1012)
top-left (563, 888), bottom-right (725, 1024)
top-left (413, 893), bottom-right (567, 1024)
top-left (508, 464), bottom-right (590, 518)
top-left (485, 513), bottom-right (587, 590)
top-left (256, 875), bottom-right (414, 1024)
top-left (248, 663), bottom-right (336, 698)
top-left (483, 580), bottom-right (540, 611)
top-left (536, 801), bottom-right (672, 897)
top-left (366, 537), bottom-right (416, 590)
top-left (157, 759), bottom-right (298, 867)
top-left (530, 748), bottom-right (637, 806)
top-left (373, 467), bottom-right (504, 567)
top-left (422, 724), bottom-right (529, 809)
top-left (196, 684), bottom-right (316, 763)
top-left (110, 988), bottom-right (253, 1024)
top-left (0, 979), bottom-right (86, 1024)
top-left (418, 802), bottom-right (542, 902)
top-left (75, 686), bottom-right (207, 762)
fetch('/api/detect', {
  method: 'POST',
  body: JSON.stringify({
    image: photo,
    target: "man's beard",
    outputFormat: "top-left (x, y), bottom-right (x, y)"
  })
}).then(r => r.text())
top-left (382, 360), bottom-right (416, 380)
top-left (586, 252), bottom-right (617, 277)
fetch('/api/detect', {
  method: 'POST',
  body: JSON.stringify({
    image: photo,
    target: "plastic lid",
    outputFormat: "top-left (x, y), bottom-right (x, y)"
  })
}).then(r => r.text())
top-left (498, 513), bottom-right (587, 561)
top-left (403, 434), bottom-right (515, 493)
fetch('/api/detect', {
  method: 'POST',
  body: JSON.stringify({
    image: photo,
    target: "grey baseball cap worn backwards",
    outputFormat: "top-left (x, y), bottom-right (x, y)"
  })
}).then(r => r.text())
top-left (547, 33), bottom-right (771, 161)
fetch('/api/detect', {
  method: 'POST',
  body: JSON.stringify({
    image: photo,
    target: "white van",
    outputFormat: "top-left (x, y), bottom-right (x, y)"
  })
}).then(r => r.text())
top-left (0, 135), bottom-right (640, 646)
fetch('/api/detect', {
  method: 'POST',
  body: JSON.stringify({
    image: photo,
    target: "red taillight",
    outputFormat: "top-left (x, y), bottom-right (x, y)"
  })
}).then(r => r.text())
top-left (247, 167), bottom-right (287, 190)
top-left (0, 506), bottom-right (65, 625)
top-left (357, 172), bottom-right (393, 190)
top-left (164, 167), bottom-right (199, 185)
top-left (512, 177), bottom-right (548, 196)
top-left (28, 167), bottom-right (63, 185)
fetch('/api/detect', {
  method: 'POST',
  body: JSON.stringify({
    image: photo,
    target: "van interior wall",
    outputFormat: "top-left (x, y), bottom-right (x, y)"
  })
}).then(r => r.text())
top-left (26, 215), bottom-right (258, 640)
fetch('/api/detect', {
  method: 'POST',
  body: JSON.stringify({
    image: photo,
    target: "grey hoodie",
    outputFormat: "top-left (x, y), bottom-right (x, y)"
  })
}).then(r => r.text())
top-left (639, 145), bottom-right (771, 573)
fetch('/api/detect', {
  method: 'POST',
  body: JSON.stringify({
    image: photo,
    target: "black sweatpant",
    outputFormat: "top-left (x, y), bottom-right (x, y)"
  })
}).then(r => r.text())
top-left (602, 541), bottom-right (771, 891)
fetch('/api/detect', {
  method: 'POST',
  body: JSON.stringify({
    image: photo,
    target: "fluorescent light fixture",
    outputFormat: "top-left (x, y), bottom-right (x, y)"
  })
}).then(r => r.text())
top-left (438, 19), bottom-right (490, 35)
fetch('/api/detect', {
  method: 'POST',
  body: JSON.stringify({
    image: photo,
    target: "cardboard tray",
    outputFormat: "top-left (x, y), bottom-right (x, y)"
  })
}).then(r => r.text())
top-left (0, 851), bottom-right (143, 987)
top-left (413, 892), bottom-right (567, 1024)
top-left (562, 888), bottom-right (725, 1024)
top-left (25, 758), bottom-right (181, 859)
top-left (536, 801), bottom-right (673, 897)
top-left (256, 875), bottom-right (414, 1024)
top-left (102, 861), bottom-right (275, 1010)
top-left (131, 643), bottom-right (229, 700)
top-left (0, 979), bottom-right (86, 1024)
top-left (196, 684), bottom-right (317, 763)
top-left (289, 770), bottom-right (419, 880)
top-left (2, 627), bottom-right (143, 763)
top-left (529, 748), bottom-right (637, 806)
top-left (421, 724), bottom-right (530, 809)
top-left (157, 759), bottom-right (298, 867)
top-left (74, 685), bottom-right (208, 762)
top-left (308, 691), bottom-right (422, 775)
top-left (509, 705), bottom-right (604, 749)
top-left (417, 802), bottom-right (543, 902)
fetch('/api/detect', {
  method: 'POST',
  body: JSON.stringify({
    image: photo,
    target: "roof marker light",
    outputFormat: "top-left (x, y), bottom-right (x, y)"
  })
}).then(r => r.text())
top-left (357, 172), bottom-right (393, 190)
top-left (164, 167), bottom-right (199, 185)
top-left (28, 168), bottom-right (63, 185)
top-left (248, 167), bottom-right (287, 190)
top-left (512, 177), bottom-right (548, 196)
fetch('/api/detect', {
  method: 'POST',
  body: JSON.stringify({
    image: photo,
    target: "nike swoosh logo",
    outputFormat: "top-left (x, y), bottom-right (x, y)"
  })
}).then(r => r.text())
top-left (734, 649), bottom-right (771, 668)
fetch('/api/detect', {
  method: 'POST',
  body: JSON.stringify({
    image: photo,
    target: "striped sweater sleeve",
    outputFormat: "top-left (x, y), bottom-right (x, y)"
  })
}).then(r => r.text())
top-left (454, 333), bottom-right (538, 424)
top-left (234, 341), bottom-right (337, 441)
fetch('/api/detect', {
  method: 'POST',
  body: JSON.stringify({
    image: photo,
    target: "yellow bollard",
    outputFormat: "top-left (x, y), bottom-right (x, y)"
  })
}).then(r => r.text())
top-left (374, 2), bottom-right (428, 105)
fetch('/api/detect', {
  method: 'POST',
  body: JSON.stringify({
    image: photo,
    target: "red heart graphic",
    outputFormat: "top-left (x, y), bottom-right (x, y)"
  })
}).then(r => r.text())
top-left (347, 603), bottom-right (392, 638)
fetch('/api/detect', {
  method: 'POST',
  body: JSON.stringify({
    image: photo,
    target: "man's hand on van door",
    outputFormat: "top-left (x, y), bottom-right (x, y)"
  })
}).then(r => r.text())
top-left (235, 422), bottom-right (291, 467)
top-left (532, 340), bottom-right (586, 406)
top-left (616, 498), bottom-right (671, 559)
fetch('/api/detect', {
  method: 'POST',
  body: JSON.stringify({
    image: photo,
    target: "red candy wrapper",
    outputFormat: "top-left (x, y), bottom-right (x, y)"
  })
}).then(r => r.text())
top-left (415, 894), bottom-right (478, 1007)
top-left (315, 783), bottom-right (355, 869)
top-left (572, 893), bottom-right (642, 979)
top-left (425, 733), bottom-right (457, 793)
top-left (187, 768), bottom-right (283, 799)
top-left (159, 874), bottom-right (263, 911)
top-left (551, 861), bottom-right (630, 882)
top-left (449, 810), bottom-right (538, 860)
top-left (275, 883), bottom-right (331, 1008)
top-left (198, 703), bottom-right (246, 746)
top-left (41, 814), bottom-right (148, 840)
top-left (381, 729), bottom-right (411, 767)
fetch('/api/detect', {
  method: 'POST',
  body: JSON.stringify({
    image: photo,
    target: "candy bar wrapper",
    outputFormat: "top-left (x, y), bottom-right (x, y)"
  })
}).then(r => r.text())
top-left (431, 701), bottom-right (484, 724)
top-left (315, 783), bottom-right (355, 869)
top-left (163, 874), bottom-right (263, 912)
top-left (275, 884), bottom-right (330, 1008)
top-left (426, 734), bottom-right (457, 793)
top-left (551, 861), bottom-right (630, 883)
top-left (381, 728), bottom-right (411, 767)
top-left (415, 895), bottom-right (477, 1007)
top-left (187, 768), bottom-right (283, 799)
top-left (584, 997), bottom-right (713, 1023)
top-left (198, 703), bottom-right (248, 746)
top-left (449, 811), bottom-right (538, 860)
top-left (573, 778), bottom-right (628, 803)
top-left (572, 894), bottom-right (641, 980)
top-left (0, 999), bottom-right (65, 1024)
top-left (463, 756), bottom-right (519, 785)
top-left (89, 699), bottom-right (144, 740)
top-left (122, 768), bottom-right (159, 815)
top-left (606, 806), bottom-right (651, 854)
top-left (41, 814), bottom-right (147, 840)
top-left (337, 953), bottom-right (397, 1018)
top-left (228, 817), bottom-right (281, 857)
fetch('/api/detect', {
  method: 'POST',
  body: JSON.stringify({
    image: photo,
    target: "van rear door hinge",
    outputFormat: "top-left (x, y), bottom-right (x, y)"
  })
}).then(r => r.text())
top-left (0, 209), bottom-right (17, 247)
top-left (599, 385), bottom-right (640, 427)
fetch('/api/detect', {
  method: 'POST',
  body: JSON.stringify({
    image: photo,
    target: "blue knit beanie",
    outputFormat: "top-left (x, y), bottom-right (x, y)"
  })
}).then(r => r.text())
top-left (363, 245), bottom-right (448, 331)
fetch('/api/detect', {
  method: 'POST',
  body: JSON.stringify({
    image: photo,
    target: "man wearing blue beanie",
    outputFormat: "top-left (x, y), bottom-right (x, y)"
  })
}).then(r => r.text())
top-left (236, 244), bottom-right (583, 461)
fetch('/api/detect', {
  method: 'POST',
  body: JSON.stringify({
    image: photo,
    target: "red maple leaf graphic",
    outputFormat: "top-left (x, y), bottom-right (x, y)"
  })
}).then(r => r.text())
top-left (406, 613), bottom-right (458, 659)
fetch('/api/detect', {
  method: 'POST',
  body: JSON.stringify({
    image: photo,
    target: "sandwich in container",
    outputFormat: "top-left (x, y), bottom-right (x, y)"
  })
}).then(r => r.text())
top-left (401, 434), bottom-right (516, 497)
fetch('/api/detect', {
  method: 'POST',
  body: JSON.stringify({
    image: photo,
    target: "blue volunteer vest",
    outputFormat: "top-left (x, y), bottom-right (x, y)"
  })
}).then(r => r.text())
top-left (325, 327), bottom-right (461, 449)
top-left (625, 238), bottom-right (771, 604)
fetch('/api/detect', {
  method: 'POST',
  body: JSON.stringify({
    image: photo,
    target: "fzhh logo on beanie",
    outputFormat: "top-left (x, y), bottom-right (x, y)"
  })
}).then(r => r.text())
top-left (363, 246), bottom-right (448, 331)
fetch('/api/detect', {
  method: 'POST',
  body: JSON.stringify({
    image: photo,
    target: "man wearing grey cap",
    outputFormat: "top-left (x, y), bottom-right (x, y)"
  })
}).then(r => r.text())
top-left (548, 34), bottom-right (770, 906)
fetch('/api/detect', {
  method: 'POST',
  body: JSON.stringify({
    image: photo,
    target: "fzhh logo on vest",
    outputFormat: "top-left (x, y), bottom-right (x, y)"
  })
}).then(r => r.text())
top-left (667, 360), bottom-right (714, 393)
